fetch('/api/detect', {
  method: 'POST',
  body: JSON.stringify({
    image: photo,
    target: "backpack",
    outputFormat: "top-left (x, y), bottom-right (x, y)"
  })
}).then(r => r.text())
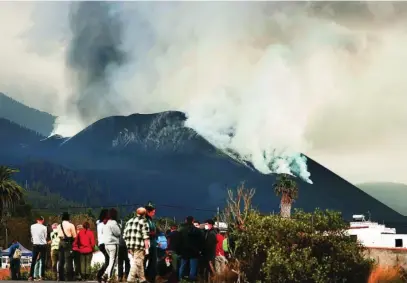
top-left (13, 247), bottom-right (22, 259)
top-left (157, 235), bottom-right (167, 250)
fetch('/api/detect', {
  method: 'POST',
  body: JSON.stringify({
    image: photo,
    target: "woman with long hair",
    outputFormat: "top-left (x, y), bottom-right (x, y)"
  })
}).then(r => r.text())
top-left (96, 209), bottom-right (109, 282)
top-left (102, 208), bottom-right (121, 282)
top-left (73, 222), bottom-right (95, 280)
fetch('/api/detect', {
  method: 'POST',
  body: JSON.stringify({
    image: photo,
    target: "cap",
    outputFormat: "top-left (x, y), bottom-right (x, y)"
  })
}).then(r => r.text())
top-left (145, 201), bottom-right (156, 211)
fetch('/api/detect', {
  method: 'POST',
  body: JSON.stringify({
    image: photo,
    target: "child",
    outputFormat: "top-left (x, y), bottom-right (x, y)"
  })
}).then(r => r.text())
top-left (33, 252), bottom-right (43, 281)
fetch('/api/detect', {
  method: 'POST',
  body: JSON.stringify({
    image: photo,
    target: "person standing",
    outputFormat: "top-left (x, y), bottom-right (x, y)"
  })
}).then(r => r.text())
top-left (33, 252), bottom-right (43, 280)
top-left (49, 223), bottom-right (60, 280)
top-left (8, 240), bottom-right (21, 280)
top-left (214, 229), bottom-right (227, 275)
top-left (73, 222), bottom-right (95, 280)
top-left (178, 216), bottom-right (203, 282)
top-left (96, 209), bottom-right (109, 282)
top-left (102, 208), bottom-right (122, 282)
top-left (202, 220), bottom-right (217, 281)
top-left (57, 212), bottom-right (77, 281)
top-left (144, 202), bottom-right (158, 283)
top-left (167, 224), bottom-right (181, 275)
top-left (29, 216), bottom-right (47, 281)
top-left (73, 224), bottom-right (83, 280)
top-left (124, 207), bottom-right (150, 283)
top-left (118, 220), bottom-right (131, 282)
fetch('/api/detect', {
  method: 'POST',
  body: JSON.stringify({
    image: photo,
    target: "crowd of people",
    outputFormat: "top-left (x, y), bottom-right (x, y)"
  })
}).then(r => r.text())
top-left (7, 202), bottom-right (233, 283)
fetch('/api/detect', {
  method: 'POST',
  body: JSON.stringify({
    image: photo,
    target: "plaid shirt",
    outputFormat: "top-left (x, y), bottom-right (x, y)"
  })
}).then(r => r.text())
top-left (123, 215), bottom-right (150, 251)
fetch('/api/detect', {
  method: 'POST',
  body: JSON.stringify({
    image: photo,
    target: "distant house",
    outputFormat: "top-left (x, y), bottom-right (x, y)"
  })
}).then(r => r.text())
top-left (347, 214), bottom-right (407, 248)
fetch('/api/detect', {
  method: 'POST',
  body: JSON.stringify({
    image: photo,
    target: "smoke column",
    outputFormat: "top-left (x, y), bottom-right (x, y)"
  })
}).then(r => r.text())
top-left (3, 2), bottom-right (407, 184)
top-left (66, 2), bottom-right (127, 123)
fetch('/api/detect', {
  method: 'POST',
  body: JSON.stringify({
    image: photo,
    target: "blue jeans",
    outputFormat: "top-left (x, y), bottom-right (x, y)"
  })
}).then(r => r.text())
top-left (179, 258), bottom-right (198, 280)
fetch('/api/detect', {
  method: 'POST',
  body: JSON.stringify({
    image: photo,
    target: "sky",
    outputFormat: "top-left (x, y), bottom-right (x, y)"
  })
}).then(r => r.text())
top-left (0, 1), bottom-right (406, 185)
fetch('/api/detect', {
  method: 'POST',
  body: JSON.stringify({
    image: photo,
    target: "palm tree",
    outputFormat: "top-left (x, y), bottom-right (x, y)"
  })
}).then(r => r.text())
top-left (273, 174), bottom-right (298, 218)
top-left (0, 166), bottom-right (24, 245)
top-left (0, 166), bottom-right (24, 215)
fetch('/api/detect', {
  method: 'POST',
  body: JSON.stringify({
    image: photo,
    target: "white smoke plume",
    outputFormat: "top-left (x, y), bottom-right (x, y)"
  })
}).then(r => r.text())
top-left (1, 2), bottom-right (407, 184)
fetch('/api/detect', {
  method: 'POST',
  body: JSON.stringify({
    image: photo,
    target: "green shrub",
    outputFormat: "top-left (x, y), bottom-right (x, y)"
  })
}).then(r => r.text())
top-left (90, 262), bottom-right (102, 279)
top-left (41, 262), bottom-right (102, 281)
top-left (231, 208), bottom-right (374, 283)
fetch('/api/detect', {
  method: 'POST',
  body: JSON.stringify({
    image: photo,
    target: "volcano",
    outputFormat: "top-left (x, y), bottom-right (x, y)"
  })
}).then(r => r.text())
top-left (1, 109), bottom-right (406, 229)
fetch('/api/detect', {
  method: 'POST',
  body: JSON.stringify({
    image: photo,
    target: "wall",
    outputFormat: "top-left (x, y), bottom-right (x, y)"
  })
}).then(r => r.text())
top-left (347, 228), bottom-right (382, 247)
top-left (380, 234), bottom-right (407, 248)
top-left (365, 247), bottom-right (407, 269)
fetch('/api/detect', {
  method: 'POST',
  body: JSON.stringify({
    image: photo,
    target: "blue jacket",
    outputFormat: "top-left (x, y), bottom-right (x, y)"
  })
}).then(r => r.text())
top-left (8, 243), bottom-right (20, 259)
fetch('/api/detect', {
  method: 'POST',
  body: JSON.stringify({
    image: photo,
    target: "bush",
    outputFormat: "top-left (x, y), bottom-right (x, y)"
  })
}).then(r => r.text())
top-left (90, 262), bottom-right (102, 279)
top-left (231, 208), bottom-right (374, 283)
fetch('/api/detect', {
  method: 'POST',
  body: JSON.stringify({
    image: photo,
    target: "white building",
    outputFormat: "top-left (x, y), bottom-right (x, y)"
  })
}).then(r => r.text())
top-left (347, 214), bottom-right (407, 248)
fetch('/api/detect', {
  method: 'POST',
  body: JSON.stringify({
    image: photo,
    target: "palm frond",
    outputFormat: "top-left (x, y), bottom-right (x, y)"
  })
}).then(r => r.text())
top-left (0, 166), bottom-right (24, 213)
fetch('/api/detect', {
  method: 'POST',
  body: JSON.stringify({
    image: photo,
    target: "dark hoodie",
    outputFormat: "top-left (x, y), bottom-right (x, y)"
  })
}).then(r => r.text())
top-left (167, 230), bottom-right (181, 254)
top-left (178, 223), bottom-right (204, 259)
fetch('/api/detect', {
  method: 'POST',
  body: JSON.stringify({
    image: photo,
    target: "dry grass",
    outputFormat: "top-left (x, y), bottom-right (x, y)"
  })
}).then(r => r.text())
top-left (368, 265), bottom-right (406, 283)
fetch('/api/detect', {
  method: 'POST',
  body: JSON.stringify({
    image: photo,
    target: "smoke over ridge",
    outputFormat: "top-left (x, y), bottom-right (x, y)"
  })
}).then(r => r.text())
top-left (67, 2), bottom-right (127, 122)
top-left (1, 2), bottom-right (407, 184)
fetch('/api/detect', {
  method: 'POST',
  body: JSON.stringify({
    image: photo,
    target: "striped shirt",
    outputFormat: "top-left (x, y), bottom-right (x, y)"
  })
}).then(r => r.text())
top-left (123, 216), bottom-right (150, 251)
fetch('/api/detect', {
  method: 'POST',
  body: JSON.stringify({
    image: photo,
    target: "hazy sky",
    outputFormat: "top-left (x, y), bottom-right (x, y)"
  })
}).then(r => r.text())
top-left (1, 2), bottom-right (406, 184)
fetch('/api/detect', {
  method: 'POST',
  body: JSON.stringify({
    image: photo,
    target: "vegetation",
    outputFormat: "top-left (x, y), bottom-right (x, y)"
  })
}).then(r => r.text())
top-left (273, 173), bottom-right (299, 218)
top-left (0, 166), bottom-right (25, 213)
top-left (224, 185), bottom-right (375, 283)
top-left (0, 166), bottom-right (26, 247)
top-left (0, 166), bottom-right (404, 283)
top-left (14, 160), bottom-right (105, 206)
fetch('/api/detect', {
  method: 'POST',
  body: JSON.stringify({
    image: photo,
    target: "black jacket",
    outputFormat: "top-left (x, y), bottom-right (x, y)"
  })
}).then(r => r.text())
top-left (203, 229), bottom-right (217, 261)
top-left (178, 223), bottom-right (204, 259)
top-left (167, 230), bottom-right (181, 254)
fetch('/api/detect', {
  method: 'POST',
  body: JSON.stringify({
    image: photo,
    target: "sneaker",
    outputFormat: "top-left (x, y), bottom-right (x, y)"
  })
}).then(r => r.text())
top-left (28, 277), bottom-right (33, 281)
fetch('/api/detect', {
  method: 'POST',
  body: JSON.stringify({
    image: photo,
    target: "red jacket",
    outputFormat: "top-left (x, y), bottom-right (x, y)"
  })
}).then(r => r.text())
top-left (215, 234), bottom-right (225, 257)
top-left (73, 229), bottom-right (95, 254)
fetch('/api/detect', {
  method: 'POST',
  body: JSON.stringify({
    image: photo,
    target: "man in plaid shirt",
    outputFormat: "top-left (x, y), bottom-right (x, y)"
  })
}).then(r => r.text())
top-left (124, 207), bottom-right (150, 283)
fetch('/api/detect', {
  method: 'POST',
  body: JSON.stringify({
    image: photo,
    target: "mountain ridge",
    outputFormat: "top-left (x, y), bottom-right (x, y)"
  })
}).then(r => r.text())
top-left (1, 110), bottom-right (406, 229)
top-left (358, 182), bottom-right (407, 216)
top-left (0, 92), bottom-right (56, 136)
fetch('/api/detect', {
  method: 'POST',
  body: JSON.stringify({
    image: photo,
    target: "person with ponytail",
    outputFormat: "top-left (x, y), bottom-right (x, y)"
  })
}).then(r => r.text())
top-left (102, 208), bottom-right (121, 282)
top-left (73, 222), bottom-right (95, 280)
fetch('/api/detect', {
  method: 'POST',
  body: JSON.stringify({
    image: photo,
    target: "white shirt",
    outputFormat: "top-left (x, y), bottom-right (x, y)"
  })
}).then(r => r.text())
top-left (97, 220), bottom-right (105, 245)
top-left (30, 223), bottom-right (47, 245)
